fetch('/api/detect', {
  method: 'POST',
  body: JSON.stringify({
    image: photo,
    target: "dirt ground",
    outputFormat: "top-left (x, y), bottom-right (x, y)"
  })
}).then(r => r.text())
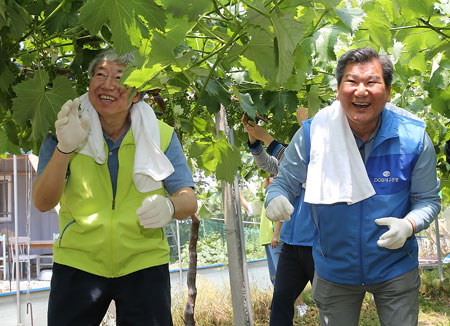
top-left (0, 280), bottom-right (50, 294)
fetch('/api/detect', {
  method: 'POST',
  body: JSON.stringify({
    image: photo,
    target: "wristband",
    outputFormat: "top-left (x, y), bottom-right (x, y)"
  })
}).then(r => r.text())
top-left (405, 216), bottom-right (416, 233)
top-left (56, 146), bottom-right (74, 155)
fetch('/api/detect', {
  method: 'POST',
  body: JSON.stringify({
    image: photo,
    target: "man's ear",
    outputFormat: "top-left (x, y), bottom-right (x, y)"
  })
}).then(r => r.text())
top-left (132, 91), bottom-right (141, 103)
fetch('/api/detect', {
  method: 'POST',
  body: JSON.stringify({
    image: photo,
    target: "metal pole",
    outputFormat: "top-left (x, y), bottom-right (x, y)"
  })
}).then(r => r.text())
top-left (13, 155), bottom-right (22, 325)
top-left (176, 219), bottom-right (183, 287)
top-left (215, 107), bottom-right (253, 326)
top-left (434, 218), bottom-right (443, 281)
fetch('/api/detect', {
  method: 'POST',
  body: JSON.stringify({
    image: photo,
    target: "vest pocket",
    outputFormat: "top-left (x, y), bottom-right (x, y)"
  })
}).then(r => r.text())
top-left (58, 220), bottom-right (76, 247)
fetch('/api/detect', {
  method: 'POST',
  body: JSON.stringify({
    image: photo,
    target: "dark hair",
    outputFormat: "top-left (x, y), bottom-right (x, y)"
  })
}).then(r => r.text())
top-left (87, 49), bottom-right (143, 101)
top-left (335, 47), bottom-right (393, 87)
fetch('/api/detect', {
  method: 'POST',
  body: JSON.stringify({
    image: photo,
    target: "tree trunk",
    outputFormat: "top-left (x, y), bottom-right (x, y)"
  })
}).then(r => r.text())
top-left (215, 106), bottom-right (254, 326)
top-left (184, 213), bottom-right (200, 326)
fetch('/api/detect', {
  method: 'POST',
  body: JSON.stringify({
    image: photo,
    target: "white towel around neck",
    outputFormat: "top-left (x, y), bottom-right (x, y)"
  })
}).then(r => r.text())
top-left (77, 93), bottom-right (174, 193)
top-left (304, 101), bottom-right (375, 205)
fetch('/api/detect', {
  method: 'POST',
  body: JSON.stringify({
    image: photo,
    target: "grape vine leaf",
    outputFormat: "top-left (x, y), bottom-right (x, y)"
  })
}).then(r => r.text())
top-left (199, 79), bottom-right (231, 114)
top-left (160, 0), bottom-right (184, 17)
top-left (247, 90), bottom-right (268, 116)
top-left (123, 63), bottom-right (166, 89)
top-left (307, 85), bottom-right (321, 115)
top-left (6, 2), bottom-right (30, 41)
top-left (193, 116), bottom-right (216, 135)
top-left (12, 73), bottom-right (77, 142)
top-left (374, 0), bottom-right (396, 21)
top-left (0, 128), bottom-right (21, 155)
top-left (286, 41), bottom-right (312, 91)
top-left (234, 91), bottom-right (257, 120)
top-left (335, 7), bottom-right (365, 32)
top-left (263, 90), bottom-right (298, 120)
top-left (186, 0), bottom-right (213, 21)
top-left (430, 61), bottom-right (450, 90)
top-left (400, 32), bottom-right (427, 66)
top-left (240, 56), bottom-right (267, 86)
top-left (190, 136), bottom-right (241, 183)
top-left (0, 66), bottom-right (14, 92)
top-left (0, 0), bottom-right (6, 20)
top-left (393, 0), bottom-right (436, 19)
top-left (243, 25), bottom-right (276, 82)
top-left (160, 0), bottom-right (212, 21)
top-left (314, 25), bottom-right (341, 62)
top-left (361, 1), bottom-right (392, 50)
top-left (45, 2), bottom-right (80, 35)
top-left (79, 0), bottom-right (166, 55)
top-left (317, 0), bottom-right (342, 9)
top-left (271, 13), bottom-right (305, 85)
top-left (429, 86), bottom-right (450, 117)
top-left (198, 204), bottom-right (213, 221)
top-left (148, 16), bottom-right (196, 68)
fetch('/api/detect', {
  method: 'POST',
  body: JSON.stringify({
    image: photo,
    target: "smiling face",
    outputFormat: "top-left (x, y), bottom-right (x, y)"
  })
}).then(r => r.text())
top-left (88, 61), bottom-right (140, 122)
top-left (337, 58), bottom-right (391, 141)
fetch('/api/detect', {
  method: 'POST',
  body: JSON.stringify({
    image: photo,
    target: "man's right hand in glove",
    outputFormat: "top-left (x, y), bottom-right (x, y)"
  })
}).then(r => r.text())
top-left (136, 194), bottom-right (174, 228)
top-left (266, 195), bottom-right (294, 221)
top-left (55, 98), bottom-right (90, 154)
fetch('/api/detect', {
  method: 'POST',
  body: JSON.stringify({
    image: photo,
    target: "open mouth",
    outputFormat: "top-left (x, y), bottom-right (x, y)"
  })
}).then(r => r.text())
top-left (352, 102), bottom-right (370, 109)
top-left (100, 95), bottom-right (116, 101)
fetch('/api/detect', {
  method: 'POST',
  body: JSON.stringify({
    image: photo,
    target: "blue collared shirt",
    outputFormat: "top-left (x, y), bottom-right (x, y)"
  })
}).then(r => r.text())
top-left (37, 130), bottom-right (194, 197)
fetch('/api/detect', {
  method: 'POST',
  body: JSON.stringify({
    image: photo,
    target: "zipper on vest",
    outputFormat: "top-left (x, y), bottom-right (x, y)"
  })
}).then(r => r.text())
top-left (359, 203), bottom-right (365, 285)
top-left (112, 199), bottom-right (116, 210)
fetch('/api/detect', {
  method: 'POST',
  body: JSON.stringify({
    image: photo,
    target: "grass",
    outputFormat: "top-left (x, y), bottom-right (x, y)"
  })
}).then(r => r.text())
top-left (171, 266), bottom-right (450, 326)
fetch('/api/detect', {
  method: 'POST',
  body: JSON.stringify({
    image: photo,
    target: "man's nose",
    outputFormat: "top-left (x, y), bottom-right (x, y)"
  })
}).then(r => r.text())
top-left (102, 76), bottom-right (118, 88)
top-left (355, 83), bottom-right (368, 96)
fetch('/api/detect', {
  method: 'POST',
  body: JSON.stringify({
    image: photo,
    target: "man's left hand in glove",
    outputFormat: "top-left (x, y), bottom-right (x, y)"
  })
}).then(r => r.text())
top-left (375, 217), bottom-right (414, 249)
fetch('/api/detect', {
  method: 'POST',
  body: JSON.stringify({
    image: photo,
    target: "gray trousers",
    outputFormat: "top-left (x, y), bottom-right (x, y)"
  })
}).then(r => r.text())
top-left (312, 268), bottom-right (420, 326)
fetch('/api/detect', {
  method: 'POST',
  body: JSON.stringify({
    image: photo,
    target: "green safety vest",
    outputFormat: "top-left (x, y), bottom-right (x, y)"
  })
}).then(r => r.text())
top-left (258, 204), bottom-right (277, 246)
top-left (54, 120), bottom-right (174, 278)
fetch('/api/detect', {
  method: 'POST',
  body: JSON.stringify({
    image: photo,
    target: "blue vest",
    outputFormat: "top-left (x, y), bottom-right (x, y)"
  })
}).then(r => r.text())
top-left (280, 131), bottom-right (316, 246)
top-left (279, 190), bottom-right (316, 246)
top-left (303, 108), bottom-right (425, 285)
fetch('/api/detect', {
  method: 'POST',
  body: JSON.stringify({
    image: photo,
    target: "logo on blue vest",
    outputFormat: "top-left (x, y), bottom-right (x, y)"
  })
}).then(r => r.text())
top-left (374, 170), bottom-right (399, 183)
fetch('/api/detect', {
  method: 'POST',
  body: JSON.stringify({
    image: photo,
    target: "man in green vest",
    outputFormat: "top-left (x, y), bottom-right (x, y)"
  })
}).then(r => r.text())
top-left (33, 49), bottom-right (197, 326)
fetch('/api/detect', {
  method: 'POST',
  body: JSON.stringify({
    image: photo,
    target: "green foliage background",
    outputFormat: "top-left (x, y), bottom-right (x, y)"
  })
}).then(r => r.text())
top-left (1, 0), bottom-right (450, 206)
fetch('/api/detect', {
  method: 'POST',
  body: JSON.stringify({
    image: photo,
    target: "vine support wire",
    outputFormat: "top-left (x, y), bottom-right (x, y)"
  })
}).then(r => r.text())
top-left (13, 155), bottom-right (22, 326)
top-left (25, 156), bottom-right (34, 324)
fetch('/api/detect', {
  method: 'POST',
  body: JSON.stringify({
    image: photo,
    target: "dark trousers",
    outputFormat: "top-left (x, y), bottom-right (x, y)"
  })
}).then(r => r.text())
top-left (269, 244), bottom-right (315, 326)
top-left (48, 263), bottom-right (173, 326)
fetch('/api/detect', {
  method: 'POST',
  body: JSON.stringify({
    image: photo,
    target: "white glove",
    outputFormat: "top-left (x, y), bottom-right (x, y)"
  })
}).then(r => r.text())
top-left (265, 195), bottom-right (294, 221)
top-left (375, 217), bottom-right (413, 249)
top-left (55, 98), bottom-right (90, 153)
top-left (136, 194), bottom-right (174, 228)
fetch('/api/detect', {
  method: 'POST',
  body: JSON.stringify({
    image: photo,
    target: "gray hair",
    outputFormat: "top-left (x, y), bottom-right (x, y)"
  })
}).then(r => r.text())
top-left (87, 49), bottom-right (143, 101)
top-left (87, 49), bottom-right (134, 78)
top-left (335, 47), bottom-right (393, 87)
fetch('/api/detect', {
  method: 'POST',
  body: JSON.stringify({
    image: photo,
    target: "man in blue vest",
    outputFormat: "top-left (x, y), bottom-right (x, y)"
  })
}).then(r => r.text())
top-left (265, 47), bottom-right (441, 326)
